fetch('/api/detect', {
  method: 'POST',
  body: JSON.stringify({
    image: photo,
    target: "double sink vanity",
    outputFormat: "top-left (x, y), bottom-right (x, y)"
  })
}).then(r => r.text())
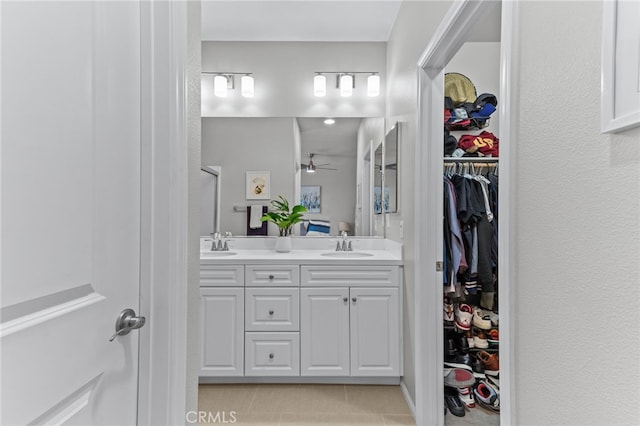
top-left (199, 236), bottom-right (403, 384)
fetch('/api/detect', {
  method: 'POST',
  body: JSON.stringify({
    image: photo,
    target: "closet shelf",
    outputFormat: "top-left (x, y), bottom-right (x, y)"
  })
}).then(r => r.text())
top-left (443, 157), bottom-right (498, 162)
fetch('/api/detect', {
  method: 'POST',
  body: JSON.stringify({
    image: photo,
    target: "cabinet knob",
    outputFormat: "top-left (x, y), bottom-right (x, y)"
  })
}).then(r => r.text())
top-left (269, 353), bottom-right (274, 359)
top-left (268, 310), bottom-right (274, 316)
top-left (343, 297), bottom-right (348, 303)
top-left (268, 275), bottom-right (274, 280)
top-left (352, 297), bottom-right (357, 303)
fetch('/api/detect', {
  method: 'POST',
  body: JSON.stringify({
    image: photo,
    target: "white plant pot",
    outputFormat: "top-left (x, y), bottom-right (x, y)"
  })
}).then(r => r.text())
top-left (275, 235), bottom-right (292, 253)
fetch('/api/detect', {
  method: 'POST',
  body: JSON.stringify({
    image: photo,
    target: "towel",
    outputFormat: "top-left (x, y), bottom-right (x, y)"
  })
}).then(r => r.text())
top-left (249, 205), bottom-right (263, 229)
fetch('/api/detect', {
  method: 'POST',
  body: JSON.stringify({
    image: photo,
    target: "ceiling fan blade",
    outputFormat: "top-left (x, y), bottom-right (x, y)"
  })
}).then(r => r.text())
top-left (317, 167), bottom-right (337, 171)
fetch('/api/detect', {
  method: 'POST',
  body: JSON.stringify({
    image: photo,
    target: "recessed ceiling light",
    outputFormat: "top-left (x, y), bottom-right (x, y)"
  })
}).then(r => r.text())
top-left (324, 118), bottom-right (335, 125)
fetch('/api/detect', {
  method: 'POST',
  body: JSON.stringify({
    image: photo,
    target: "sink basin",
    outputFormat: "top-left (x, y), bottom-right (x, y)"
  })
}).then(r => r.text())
top-left (321, 251), bottom-right (374, 258)
top-left (201, 251), bottom-right (237, 257)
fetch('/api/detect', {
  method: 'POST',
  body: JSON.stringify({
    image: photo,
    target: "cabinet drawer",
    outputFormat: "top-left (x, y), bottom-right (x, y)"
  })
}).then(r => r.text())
top-left (200, 265), bottom-right (244, 287)
top-left (245, 288), bottom-right (300, 331)
top-left (301, 266), bottom-right (400, 287)
top-left (245, 265), bottom-right (299, 286)
top-left (244, 332), bottom-right (300, 376)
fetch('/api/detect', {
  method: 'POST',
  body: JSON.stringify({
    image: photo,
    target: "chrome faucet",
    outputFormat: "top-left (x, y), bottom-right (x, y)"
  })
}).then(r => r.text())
top-left (336, 231), bottom-right (353, 251)
top-left (210, 232), bottom-right (231, 251)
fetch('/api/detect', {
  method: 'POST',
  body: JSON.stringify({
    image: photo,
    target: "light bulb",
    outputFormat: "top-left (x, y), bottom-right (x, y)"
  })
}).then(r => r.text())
top-left (314, 74), bottom-right (326, 97)
top-left (241, 75), bottom-right (254, 97)
top-left (340, 74), bottom-right (353, 97)
top-left (324, 118), bottom-right (335, 125)
top-left (367, 74), bottom-right (380, 97)
top-left (214, 75), bottom-right (227, 97)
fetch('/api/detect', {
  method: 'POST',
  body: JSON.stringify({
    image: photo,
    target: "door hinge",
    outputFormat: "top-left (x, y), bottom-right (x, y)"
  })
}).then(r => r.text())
top-left (436, 261), bottom-right (443, 272)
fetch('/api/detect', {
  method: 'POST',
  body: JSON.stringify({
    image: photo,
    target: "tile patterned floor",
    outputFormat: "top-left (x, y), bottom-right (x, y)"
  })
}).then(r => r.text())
top-left (198, 384), bottom-right (416, 426)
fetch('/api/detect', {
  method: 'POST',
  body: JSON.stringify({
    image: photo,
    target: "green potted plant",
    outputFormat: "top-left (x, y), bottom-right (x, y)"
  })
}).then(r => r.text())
top-left (261, 195), bottom-right (307, 252)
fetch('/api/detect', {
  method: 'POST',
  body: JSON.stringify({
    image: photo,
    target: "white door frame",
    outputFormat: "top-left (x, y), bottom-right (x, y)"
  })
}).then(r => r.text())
top-left (413, 1), bottom-right (518, 425)
top-left (137, 1), bottom-right (192, 424)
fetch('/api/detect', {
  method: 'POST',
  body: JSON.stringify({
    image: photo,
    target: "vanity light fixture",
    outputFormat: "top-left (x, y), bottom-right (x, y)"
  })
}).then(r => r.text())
top-left (323, 118), bottom-right (335, 125)
top-left (241, 74), bottom-right (254, 98)
top-left (204, 72), bottom-right (254, 98)
top-left (213, 75), bottom-right (229, 98)
top-left (339, 74), bottom-right (354, 97)
top-left (367, 74), bottom-right (380, 97)
top-left (313, 71), bottom-right (381, 97)
top-left (314, 74), bottom-right (327, 97)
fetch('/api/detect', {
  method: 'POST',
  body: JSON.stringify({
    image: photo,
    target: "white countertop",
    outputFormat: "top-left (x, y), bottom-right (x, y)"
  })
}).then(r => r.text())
top-left (200, 237), bottom-right (403, 266)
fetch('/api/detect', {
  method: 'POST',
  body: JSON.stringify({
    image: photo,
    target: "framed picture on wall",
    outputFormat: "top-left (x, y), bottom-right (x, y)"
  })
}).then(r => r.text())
top-left (246, 171), bottom-right (271, 200)
top-left (300, 185), bottom-right (321, 213)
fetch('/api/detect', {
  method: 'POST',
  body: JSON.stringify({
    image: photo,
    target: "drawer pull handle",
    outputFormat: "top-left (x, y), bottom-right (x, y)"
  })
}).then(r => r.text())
top-left (268, 275), bottom-right (275, 280)
top-left (268, 310), bottom-right (274, 316)
top-left (269, 353), bottom-right (275, 359)
top-left (343, 297), bottom-right (348, 303)
top-left (352, 297), bottom-right (357, 303)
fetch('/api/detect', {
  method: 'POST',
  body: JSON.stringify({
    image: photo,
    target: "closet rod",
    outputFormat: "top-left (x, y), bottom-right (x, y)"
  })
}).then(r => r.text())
top-left (443, 162), bottom-right (498, 167)
top-left (443, 157), bottom-right (498, 162)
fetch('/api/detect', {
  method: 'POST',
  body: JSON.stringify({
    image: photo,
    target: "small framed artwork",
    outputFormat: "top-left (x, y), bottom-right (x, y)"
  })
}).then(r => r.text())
top-left (300, 185), bottom-right (321, 213)
top-left (246, 171), bottom-right (271, 200)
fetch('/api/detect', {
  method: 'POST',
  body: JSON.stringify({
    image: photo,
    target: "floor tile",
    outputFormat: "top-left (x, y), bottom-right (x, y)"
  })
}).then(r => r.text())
top-left (248, 384), bottom-right (302, 413)
top-left (345, 385), bottom-right (411, 415)
top-left (290, 384), bottom-right (349, 414)
top-left (198, 384), bottom-right (257, 413)
top-left (383, 414), bottom-right (416, 425)
top-left (280, 412), bottom-right (386, 426)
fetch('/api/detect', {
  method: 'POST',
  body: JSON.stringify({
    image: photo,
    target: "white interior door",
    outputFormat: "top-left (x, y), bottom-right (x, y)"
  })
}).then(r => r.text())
top-left (1, 1), bottom-right (142, 424)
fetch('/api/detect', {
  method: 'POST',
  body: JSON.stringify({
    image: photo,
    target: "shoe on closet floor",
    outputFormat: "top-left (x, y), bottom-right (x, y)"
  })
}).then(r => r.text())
top-left (474, 381), bottom-right (500, 413)
top-left (477, 350), bottom-right (499, 376)
top-left (444, 367), bottom-right (476, 388)
top-left (472, 307), bottom-right (492, 330)
top-left (457, 386), bottom-right (476, 409)
top-left (473, 329), bottom-right (489, 349)
top-left (454, 304), bottom-right (473, 331)
top-left (444, 387), bottom-right (466, 417)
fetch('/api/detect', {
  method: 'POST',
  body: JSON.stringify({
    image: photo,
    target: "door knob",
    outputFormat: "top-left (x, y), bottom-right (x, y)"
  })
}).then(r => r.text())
top-left (109, 308), bottom-right (146, 342)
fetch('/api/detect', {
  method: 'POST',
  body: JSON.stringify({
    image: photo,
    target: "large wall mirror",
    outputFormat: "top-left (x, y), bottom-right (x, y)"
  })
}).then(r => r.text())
top-left (201, 116), bottom-right (385, 237)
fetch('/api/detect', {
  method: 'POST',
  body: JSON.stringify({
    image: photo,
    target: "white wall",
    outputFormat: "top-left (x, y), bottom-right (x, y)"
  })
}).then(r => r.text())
top-left (202, 41), bottom-right (386, 118)
top-left (385, 0), bottom-right (454, 403)
top-left (201, 117), bottom-right (296, 236)
top-left (514, 1), bottom-right (640, 424)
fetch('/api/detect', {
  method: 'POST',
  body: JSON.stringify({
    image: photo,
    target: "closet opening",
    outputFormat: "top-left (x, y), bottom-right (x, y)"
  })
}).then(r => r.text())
top-left (413, 1), bottom-right (518, 425)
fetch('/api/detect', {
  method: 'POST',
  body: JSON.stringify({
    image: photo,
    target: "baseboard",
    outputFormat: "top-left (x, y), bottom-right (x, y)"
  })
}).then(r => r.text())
top-left (199, 376), bottom-right (401, 385)
top-left (400, 379), bottom-right (416, 420)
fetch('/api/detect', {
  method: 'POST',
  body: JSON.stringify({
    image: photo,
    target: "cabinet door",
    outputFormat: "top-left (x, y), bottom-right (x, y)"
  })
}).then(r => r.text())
top-left (199, 287), bottom-right (244, 376)
top-left (350, 288), bottom-right (400, 376)
top-left (300, 288), bottom-right (350, 376)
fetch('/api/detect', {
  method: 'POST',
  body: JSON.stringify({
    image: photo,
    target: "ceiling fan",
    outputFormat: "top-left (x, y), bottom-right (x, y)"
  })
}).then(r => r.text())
top-left (302, 153), bottom-right (336, 173)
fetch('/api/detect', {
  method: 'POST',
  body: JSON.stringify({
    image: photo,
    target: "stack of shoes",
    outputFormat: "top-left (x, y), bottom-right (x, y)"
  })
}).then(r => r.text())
top-left (444, 331), bottom-right (473, 371)
top-left (444, 369), bottom-right (475, 418)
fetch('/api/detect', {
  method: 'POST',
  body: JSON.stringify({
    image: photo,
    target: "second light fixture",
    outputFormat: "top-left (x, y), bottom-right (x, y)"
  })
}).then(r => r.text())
top-left (313, 72), bottom-right (380, 97)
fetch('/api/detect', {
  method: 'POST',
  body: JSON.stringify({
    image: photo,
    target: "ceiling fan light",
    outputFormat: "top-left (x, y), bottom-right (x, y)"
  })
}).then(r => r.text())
top-left (367, 74), bottom-right (380, 97)
top-left (306, 162), bottom-right (316, 173)
top-left (314, 74), bottom-right (326, 97)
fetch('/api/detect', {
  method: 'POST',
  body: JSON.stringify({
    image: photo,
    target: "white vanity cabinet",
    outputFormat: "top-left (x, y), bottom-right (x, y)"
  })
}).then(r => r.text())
top-left (300, 266), bottom-right (401, 377)
top-left (199, 259), bottom-right (402, 382)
